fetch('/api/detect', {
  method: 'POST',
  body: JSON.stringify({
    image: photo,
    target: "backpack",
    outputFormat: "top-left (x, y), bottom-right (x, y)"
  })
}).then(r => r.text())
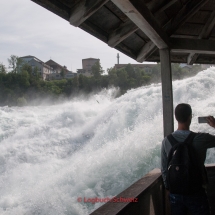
top-left (166, 132), bottom-right (203, 194)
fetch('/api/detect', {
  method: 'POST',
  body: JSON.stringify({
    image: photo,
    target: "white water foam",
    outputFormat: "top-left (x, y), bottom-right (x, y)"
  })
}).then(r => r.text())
top-left (0, 67), bottom-right (215, 215)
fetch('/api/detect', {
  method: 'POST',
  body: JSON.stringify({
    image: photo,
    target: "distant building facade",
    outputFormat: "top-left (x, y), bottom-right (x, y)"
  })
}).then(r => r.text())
top-left (45, 59), bottom-right (76, 80)
top-left (114, 64), bottom-right (156, 74)
top-left (19, 56), bottom-right (53, 80)
top-left (114, 63), bottom-right (212, 74)
top-left (77, 58), bottom-right (100, 77)
top-left (19, 56), bottom-right (76, 80)
top-left (201, 64), bottom-right (214, 70)
top-left (46, 59), bottom-right (69, 74)
top-left (65, 71), bottom-right (76, 79)
top-left (179, 63), bottom-right (193, 72)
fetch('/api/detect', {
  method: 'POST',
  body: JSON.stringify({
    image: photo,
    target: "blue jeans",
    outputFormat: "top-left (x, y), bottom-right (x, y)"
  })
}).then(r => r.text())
top-left (169, 193), bottom-right (210, 215)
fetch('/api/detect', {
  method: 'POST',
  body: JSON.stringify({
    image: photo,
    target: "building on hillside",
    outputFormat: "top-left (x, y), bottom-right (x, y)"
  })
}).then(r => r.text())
top-left (77, 58), bottom-right (100, 77)
top-left (114, 64), bottom-right (156, 74)
top-left (45, 59), bottom-right (76, 80)
top-left (114, 63), bottom-right (212, 74)
top-left (19, 55), bottom-right (53, 80)
top-left (46, 59), bottom-right (69, 74)
top-left (179, 63), bottom-right (215, 72)
top-left (201, 64), bottom-right (214, 70)
top-left (65, 71), bottom-right (76, 79)
top-left (179, 63), bottom-right (193, 72)
top-left (48, 71), bottom-right (77, 80)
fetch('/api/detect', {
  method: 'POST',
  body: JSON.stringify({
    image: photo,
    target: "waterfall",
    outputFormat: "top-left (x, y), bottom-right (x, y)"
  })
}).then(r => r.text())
top-left (0, 67), bottom-right (215, 215)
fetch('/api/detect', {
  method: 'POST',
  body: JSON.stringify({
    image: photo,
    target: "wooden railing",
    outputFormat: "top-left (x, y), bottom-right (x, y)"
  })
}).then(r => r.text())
top-left (90, 165), bottom-right (215, 215)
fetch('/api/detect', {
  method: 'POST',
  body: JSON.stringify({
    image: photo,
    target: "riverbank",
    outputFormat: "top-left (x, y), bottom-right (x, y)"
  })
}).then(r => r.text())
top-left (0, 63), bottom-right (202, 107)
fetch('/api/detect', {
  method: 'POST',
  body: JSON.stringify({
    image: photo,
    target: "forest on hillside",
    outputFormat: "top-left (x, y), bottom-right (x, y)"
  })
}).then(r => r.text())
top-left (0, 55), bottom-right (202, 106)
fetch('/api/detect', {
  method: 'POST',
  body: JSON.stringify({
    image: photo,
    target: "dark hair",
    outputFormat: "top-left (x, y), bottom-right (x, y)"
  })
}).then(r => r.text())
top-left (175, 103), bottom-right (192, 123)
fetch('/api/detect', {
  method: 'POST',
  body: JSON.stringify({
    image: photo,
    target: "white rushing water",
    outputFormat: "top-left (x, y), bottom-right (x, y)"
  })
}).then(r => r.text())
top-left (1, 67), bottom-right (215, 215)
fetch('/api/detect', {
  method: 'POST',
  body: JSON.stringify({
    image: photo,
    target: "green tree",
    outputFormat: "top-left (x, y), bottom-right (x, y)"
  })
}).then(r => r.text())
top-left (60, 69), bottom-right (66, 78)
top-left (19, 71), bottom-right (30, 88)
top-left (142, 75), bottom-right (151, 84)
top-left (72, 76), bottom-right (79, 91)
top-left (64, 78), bottom-right (73, 96)
top-left (21, 63), bottom-right (32, 74)
top-left (17, 97), bottom-right (28, 106)
top-left (125, 64), bottom-right (135, 79)
top-left (0, 63), bottom-right (7, 74)
top-left (107, 67), bottom-right (118, 86)
top-left (79, 74), bottom-right (87, 90)
top-left (128, 78), bottom-right (136, 88)
top-left (92, 61), bottom-right (104, 78)
top-left (134, 68), bottom-right (145, 87)
top-left (8, 55), bottom-right (22, 73)
top-left (101, 75), bottom-right (109, 88)
top-left (151, 63), bottom-right (161, 83)
top-left (116, 68), bottom-right (128, 90)
top-left (171, 63), bottom-right (183, 80)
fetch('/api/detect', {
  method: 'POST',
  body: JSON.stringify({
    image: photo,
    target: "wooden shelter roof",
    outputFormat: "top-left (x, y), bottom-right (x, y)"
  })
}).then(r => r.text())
top-left (31, 0), bottom-right (215, 64)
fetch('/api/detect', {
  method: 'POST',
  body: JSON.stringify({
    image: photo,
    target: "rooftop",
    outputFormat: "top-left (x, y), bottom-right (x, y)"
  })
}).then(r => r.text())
top-left (46, 59), bottom-right (70, 72)
top-left (82, 58), bottom-right (100, 61)
top-left (31, 0), bottom-right (215, 64)
top-left (20, 55), bottom-right (43, 63)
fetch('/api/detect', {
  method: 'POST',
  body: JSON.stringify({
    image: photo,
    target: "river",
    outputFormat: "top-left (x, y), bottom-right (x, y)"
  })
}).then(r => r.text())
top-left (0, 67), bottom-right (215, 215)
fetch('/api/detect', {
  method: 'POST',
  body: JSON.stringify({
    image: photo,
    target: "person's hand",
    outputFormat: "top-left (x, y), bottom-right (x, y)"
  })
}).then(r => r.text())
top-left (207, 116), bottom-right (215, 128)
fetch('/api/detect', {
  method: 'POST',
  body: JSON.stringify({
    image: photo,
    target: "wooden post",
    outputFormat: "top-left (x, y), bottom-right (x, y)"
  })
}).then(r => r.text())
top-left (159, 49), bottom-right (174, 137)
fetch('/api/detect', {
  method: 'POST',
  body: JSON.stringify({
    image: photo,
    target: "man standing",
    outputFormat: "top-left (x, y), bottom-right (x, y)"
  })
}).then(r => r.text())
top-left (161, 103), bottom-right (215, 215)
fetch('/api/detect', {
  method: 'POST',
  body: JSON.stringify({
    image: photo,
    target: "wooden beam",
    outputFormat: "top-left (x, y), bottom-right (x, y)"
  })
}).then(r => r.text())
top-left (200, 11), bottom-right (215, 39)
top-left (187, 53), bottom-right (199, 65)
top-left (154, 0), bottom-right (178, 15)
top-left (164, 0), bottom-right (210, 35)
top-left (109, 0), bottom-right (177, 49)
top-left (136, 41), bottom-right (157, 62)
top-left (137, 0), bottom-right (208, 62)
top-left (136, 0), bottom-right (177, 62)
top-left (115, 42), bottom-right (137, 59)
top-left (147, 54), bottom-right (189, 63)
top-left (108, 20), bottom-right (138, 47)
top-left (187, 11), bottom-right (215, 64)
top-left (194, 55), bottom-right (215, 64)
top-left (80, 20), bottom-right (108, 43)
top-left (111, 0), bottom-right (169, 49)
top-left (160, 49), bottom-right (174, 137)
top-left (170, 38), bottom-right (215, 54)
top-left (69, 0), bottom-right (109, 27)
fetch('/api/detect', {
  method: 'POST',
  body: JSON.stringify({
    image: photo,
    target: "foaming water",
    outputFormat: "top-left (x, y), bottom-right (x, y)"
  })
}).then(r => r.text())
top-left (0, 68), bottom-right (215, 214)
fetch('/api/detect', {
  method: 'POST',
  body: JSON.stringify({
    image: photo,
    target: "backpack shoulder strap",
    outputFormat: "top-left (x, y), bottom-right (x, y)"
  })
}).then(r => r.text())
top-left (184, 131), bottom-right (196, 144)
top-left (167, 131), bottom-right (196, 147)
top-left (167, 134), bottom-right (178, 147)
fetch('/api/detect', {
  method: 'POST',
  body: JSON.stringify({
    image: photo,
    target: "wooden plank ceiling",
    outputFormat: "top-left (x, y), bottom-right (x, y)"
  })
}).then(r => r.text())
top-left (31, 0), bottom-right (215, 64)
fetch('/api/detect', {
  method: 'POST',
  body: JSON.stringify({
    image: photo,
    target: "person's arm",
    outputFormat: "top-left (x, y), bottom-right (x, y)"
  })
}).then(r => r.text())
top-left (197, 116), bottom-right (215, 149)
top-left (207, 116), bottom-right (215, 128)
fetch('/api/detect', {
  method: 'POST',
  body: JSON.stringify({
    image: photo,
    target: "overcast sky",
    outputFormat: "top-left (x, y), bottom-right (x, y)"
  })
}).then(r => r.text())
top-left (0, 0), bottom-right (149, 73)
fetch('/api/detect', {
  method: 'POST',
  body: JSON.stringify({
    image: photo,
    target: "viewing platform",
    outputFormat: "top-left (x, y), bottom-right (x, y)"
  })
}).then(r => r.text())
top-left (91, 165), bottom-right (215, 215)
top-left (29, 1), bottom-right (215, 214)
